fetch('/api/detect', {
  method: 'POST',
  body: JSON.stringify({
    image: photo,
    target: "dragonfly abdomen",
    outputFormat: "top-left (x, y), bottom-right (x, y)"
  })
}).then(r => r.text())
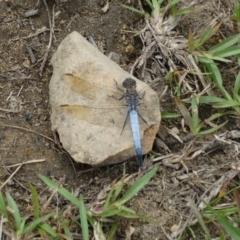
top-left (129, 109), bottom-right (143, 169)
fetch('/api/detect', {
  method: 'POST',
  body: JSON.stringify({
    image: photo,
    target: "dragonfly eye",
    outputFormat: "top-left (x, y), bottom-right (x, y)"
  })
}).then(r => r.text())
top-left (122, 78), bottom-right (137, 89)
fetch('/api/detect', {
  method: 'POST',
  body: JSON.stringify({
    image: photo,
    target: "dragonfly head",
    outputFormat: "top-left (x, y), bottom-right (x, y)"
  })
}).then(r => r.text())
top-left (122, 78), bottom-right (137, 91)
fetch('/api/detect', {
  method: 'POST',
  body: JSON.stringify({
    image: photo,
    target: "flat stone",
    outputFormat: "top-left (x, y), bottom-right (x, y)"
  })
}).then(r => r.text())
top-left (49, 31), bottom-right (161, 166)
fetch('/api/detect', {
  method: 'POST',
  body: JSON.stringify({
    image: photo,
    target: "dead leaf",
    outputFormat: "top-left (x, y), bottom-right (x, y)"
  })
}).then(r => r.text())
top-left (125, 224), bottom-right (135, 240)
top-left (101, 0), bottom-right (109, 13)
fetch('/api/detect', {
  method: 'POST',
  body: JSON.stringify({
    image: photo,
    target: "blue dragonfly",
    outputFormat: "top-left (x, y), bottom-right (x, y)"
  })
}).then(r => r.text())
top-left (60, 73), bottom-right (160, 169)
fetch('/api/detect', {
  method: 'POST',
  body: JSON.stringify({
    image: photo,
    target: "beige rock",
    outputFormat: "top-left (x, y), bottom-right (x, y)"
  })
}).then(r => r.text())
top-left (49, 31), bottom-right (161, 166)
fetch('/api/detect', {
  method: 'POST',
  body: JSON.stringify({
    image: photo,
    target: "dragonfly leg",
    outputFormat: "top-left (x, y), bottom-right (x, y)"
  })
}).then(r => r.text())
top-left (138, 91), bottom-right (146, 99)
top-left (113, 79), bottom-right (124, 92)
top-left (107, 79), bottom-right (126, 100)
top-left (121, 110), bottom-right (130, 135)
top-left (108, 94), bottom-right (125, 101)
top-left (138, 112), bottom-right (149, 126)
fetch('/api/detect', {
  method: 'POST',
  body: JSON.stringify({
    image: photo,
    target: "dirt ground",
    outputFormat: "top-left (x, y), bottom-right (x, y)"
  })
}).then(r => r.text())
top-left (0, 0), bottom-right (239, 239)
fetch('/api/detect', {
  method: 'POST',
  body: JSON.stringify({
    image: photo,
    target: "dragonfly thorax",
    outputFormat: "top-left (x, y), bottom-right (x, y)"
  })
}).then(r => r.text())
top-left (122, 78), bottom-right (137, 93)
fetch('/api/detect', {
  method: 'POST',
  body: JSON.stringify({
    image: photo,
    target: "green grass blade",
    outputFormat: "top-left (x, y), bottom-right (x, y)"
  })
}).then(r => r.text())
top-left (39, 223), bottom-right (58, 237)
top-left (161, 112), bottom-right (182, 118)
top-left (145, 0), bottom-right (154, 10)
top-left (29, 184), bottom-right (40, 219)
top-left (198, 55), bottom-right (231, 63)
top-left (111, 169), bottom-right (125, 203)
top-left (234, 0), bottom-right (240, 26)
top-left (152, 0), bottom-right (160, 9)
top-left (204, 207), bottom-right (238, 217)
top-left (18, 217), bottom-right (26, 235)
top-left (103, 187), bottom-right (115, 211)
top-left (195, 23), bottom-right (221, 49)
top-left (213, 100), bottom-right (240, 108)
top-left (207, 56), bottom-right (232, 63)
top-left (187, 227), bottom-right (196, 238)
top-left (169, 0), bottom-right (181, 5)
top-left (117, 205), bottom-right (136, 214)
top-left (22, 212), bottom-right (54, 234)
top-left (198, 56), bottom-right (215, 64)
top-left (209, 34), bottom-right (240, 53)
top-left (233, 90), bottom-right (240, 102)
top-left (207, 205), bottom-right (240, 239)
top-left (87, 215), bottom-right (95, 228)
top-left (175, 8), bottom-right (194, 16)
top-left (107, 219), bottom-right (120, 240)
top-left (39, 175), bottom-right (80, 207)
top-left (195, 122), bottom-right (204, 134)
top-left (234, 71), bottom-right (240, 93)
top-left (62, 219), bottom-right (72, 239)
top-left (6, 192), bottom-right (21, 229)
top-left (189, 199), bottom-right (211, 240)
top-left (98, 209), bottom-right (122, 218)
top-left (0, 192), bottom-right (7, 218)
top-left (119, 165), bottom-right (158, 205)
top-left (206, 111), bottom-right (235, 121)
top-left (214, 46), bottom-right (240, 58)
top-left (237, 54), bottom-right (240, 65)
top-left (198, 96), bottom-right (225, 104)
top-left (79, 195), bottom-right (89, 240)
top-left (198, 121), bottom-right (227, 136)
top-left (120, 4), bottom-right (145, 16)
top-left (205, 61), bottom-right (232, 100)
top-left (188, 29), bottom-right (195, 52)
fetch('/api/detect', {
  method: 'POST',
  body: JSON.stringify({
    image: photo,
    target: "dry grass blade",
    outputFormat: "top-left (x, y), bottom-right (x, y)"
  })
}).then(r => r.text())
top-left (0, 159), bottom-right (46, 190)
top-left (0, 124), bottom-right (54, 142)
top-left (39, 0), bottom-right (55, 76)
top-left (233, 190), bottom-right (240, 216)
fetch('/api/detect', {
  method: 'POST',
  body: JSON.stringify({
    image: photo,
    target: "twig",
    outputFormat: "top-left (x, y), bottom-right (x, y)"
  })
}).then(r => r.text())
top-left (3, 167), bottom-right (31, 193)
top-left (24, 9), bottom-right (39, 18)
top-left (42, 188), bottom-right (59, 214)
top-left (6, 90), bottom-right (13, 101)
top-left (39, 0), bottom-right (55, 76)
top-left (17, 85), bottom-right (23, 96)
top-left (187, 54), bottom-right (213, 96)
top-left (5, 159), bottom-right (46, 168)
top-left (35, 0), bottom-right (41, 7)
top-left (137, 0), bottom-right (144, 12)
top-left (0, 164), bottom-right (22, 190)
top-left (0, 159), bottom-right (46, 190)
top-left (0, 124), bottom-right (54, 142)
top-left (10, 26), bottom-right (48, 42)
top-left (130, 40), bottom-right (156, 75)
top-left (0, 76), bottom-right (37, 81)
top-left (0, 107), bottom-right (19, 113)
top-left (2, 16), bottom-right (17, 23)
top-left (27, 46), bottom-right (36, 63)
top-left (65, 14), bottom-right (79, 30)
top-left (29, 17), bottom-right (35, 31)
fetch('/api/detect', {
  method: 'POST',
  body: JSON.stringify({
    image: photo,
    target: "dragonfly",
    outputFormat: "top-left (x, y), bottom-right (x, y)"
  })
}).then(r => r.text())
top-left (59, 73), bottom-right (160, 169)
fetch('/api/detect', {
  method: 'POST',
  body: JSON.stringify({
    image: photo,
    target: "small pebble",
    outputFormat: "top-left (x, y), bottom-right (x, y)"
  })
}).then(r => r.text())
top-left (125, 44), bottom-right (134, 54)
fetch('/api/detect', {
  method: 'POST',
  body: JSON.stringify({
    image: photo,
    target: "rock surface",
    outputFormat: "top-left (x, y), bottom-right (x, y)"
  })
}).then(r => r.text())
top-left (49, 31), bottom-right (161, 166)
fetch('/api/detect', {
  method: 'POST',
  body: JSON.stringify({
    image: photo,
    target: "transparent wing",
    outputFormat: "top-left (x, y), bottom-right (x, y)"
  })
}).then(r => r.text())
top-left (62, 73), bottom-right (123, 100)
top-left (60, 74), bottom-right (160, 128)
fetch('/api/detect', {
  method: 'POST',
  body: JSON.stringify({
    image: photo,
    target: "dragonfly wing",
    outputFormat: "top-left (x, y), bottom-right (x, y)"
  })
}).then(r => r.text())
top-left (61, 73), bottom-right (160, 133)
top-left (60, 104), bottom-right (129, 129)
top-left (62, 73), bottom-right (121, 100)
